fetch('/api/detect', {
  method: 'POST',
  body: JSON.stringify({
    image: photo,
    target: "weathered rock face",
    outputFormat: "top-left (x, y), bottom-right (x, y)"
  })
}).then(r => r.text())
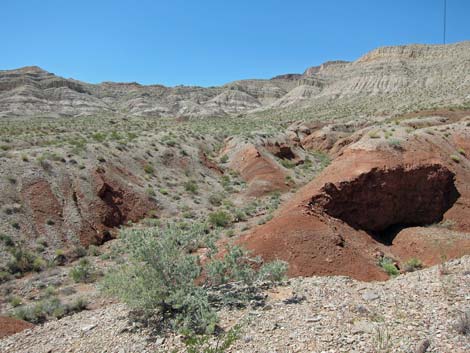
top-left (1, 41), bottom-right (469, 119)
top-left (310, 164), bottom-right (459, 232)
top-left (239, 119), bottom-right (470, 281)
top-left (16, 164), bottom-right (158, 255)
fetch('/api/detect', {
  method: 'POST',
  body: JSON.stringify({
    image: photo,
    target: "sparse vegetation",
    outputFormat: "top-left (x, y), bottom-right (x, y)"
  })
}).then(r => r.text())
top-left (69, 258), bottom-right (96, 283)
top-left (184, 180), bottom-right (199, 194)
top-left (101, 223), bottom-right (287, 335)
top-left (208, 211), bottom-right (232, 228)
top-left (144, 163), bottom-right (155, 174)
top-left (403, 258), bottom-right (423, 272)
top-left (11, 297), bottom-right (88, 324)
top-left (379, 257), bottom-right (399, 277)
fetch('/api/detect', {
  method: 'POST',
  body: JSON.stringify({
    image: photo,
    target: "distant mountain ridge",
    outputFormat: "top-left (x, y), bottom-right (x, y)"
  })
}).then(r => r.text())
top-left (0, 41), bottom-right (469, 119)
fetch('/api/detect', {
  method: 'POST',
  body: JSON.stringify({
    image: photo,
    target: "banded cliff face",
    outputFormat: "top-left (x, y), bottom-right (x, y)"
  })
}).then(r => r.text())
top-left (1, 41), bottom-right (469, 119)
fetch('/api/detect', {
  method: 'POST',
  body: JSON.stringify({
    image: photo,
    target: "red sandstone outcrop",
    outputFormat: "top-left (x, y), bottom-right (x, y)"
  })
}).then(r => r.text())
top-left (239, 121), bottom-right (470, 281)
top-left (19, 164), bottom-right (158, 253)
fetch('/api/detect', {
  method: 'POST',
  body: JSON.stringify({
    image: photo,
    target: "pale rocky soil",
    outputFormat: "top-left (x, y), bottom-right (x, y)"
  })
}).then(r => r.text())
top-left (1, 40), bottom-right (470, 352)
top-left (1, 256), bottom-right (468, 353)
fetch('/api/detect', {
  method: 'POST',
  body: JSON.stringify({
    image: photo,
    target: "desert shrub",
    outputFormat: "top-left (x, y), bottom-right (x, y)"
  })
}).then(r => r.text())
top-left (403, 258), bottom-right (422, 272)
top-left (206, 246), bottom-right (287, 286)
top-left (11, 222), bottom-right (20, 230)
top-left (184, 324), bottom-right (241, 353)
top-left (69, 258), bottom-right (96, 283)
top-left (206, 245), bottom-right (258, 286)
top-left (12, 303), bottom-right (47, 324)
top-left (208, 211), bottom-right (232, 228)
top-left (73, 245), bottom-right (87, 258)
top-left (388, 139), bottom-right (402, 149)
top-left (379, 257), bottom-right (399, 277)
top-left (257, 260), bottom-right (289, 283)
top-left (0, 234), bottom-right (14, 247)
top-left (208, 193), bottom-right (224, 206)
top-left (102, 222), bottom-right (287, 335)
top-left (144, 163), bottom-right (155, 174)
top-left (233, 209), bottom-right (247, 222)
top-left (8, 296), bottom-right (22, 307)
top-left (101, 223), bottom-right (218, 335)
top-left (12, 296), bottom-right (87, 323)
top-left (219, 154), bottom-right (229, 164)
top-left (6, 248), bottom-right (37, 274)
top-left (68, 297), bottom-right (88, 313)
top-left (280, 159), bottom-right (296, 169)
top-left (54, 249), bottom-right (67, 265)
top-left (87, 245), bottom-right (101, 256)
top-left (184, 180), bottom-right (198, 194)
top-left (450, 154), bottom-right (461, 163)
top-left (92, 132), bottom-right (106, 142)
top-left (0, 271), bottom-right (11, 283)
top-left (32, 257), bottom-right (46, 272)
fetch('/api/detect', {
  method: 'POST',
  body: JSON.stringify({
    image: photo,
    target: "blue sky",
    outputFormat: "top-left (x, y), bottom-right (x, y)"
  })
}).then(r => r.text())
top-left (1, 0), bottom-right (469, 86)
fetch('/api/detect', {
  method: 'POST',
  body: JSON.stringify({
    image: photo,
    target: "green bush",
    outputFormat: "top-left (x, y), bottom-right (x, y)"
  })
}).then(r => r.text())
top-left (12, 296), bottom-right (87, 323)
top-left (185, 324), bottom-right (241, 353)
top-left (206, 246), bottom-right (288, 286)
top-left (219, 154), bottom-right (229, 164)
top-left (101, 222), bottom-right (287, 336)
top-left (280, 159), bottom-right (296, 169)
top-left (0, 234), bottom-right (14, 247)
top-left (32, 257), bottom-right (46, 272)
top-left (69, 258), bottom-right (95, 283)
top-left (8, 296), bottom-right (22, 307)
top-left (257, 260), bottom-right (289, 283)
top-left (379, 257), bottom-right (399, 277)
top-left (208, 211), bottom-right (232, 228)
top-left (184, 180), bottom-right (198, 194)
top-left (144, 164), bottom-right (155, 174)
top-left (101, 223), bottom-right (218, 335)
top-left (208, 193), bottom-right (224, 207)
top-left (6, 248), bottom-right (36, 274)
top-left (403, 258), bottom-right (423, 272)
top-left (0, 271), bottom-right (11, 283)
top-left (206, 245), bottom-right (258, 286)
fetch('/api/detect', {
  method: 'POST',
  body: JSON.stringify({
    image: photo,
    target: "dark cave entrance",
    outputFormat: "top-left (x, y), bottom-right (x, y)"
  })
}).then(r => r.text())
top-left (309, 164), bottom-right (460, 245)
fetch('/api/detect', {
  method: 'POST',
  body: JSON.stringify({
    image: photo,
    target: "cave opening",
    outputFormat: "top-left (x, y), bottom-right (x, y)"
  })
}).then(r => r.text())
top-left (98, 183), bottom-right (124, 228)
top-left (275, 146), bottom-right (296, 160)
top-left (310, 164), bottom-right (460, 245)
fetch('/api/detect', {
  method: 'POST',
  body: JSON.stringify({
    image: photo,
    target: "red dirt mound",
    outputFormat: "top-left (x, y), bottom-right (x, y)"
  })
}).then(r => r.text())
top-left (226, 143), bottom-right (290, 196)
top-left (239, 123), bottom-right (470, 281)
top-left (20, 164), bottom-right (158, 251)
top-left (0, 316), bottom-right (33, 338)
top-left (391, 227), bottom-right (470, 266)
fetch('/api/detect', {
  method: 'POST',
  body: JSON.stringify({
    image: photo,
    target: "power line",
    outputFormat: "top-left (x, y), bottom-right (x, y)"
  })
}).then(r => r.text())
top-left (443, 0), bottom-right (447, 44)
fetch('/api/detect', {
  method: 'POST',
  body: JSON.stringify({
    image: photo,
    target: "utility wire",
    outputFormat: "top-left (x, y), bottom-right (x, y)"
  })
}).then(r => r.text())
top-left (443, 0), bottom-right (447, 44)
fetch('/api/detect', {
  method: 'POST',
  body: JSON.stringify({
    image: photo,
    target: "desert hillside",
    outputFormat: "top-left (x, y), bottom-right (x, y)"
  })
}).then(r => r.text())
top-left (1, 41), bottom-right (469, 119)
top-left (0, 41), bottom-right (469, 353)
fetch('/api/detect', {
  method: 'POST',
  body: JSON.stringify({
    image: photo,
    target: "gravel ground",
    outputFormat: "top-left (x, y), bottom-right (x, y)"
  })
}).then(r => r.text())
top-left (1, 256), bottom-right (469, 353)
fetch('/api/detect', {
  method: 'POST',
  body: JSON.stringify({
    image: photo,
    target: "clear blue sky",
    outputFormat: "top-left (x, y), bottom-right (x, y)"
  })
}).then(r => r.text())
top-left (1, 0), bottom-right (469, 87)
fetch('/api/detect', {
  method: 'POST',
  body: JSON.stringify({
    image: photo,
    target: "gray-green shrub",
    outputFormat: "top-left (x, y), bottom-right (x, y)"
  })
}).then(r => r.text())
top-left (101, 223), bottom-right (218, 335)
